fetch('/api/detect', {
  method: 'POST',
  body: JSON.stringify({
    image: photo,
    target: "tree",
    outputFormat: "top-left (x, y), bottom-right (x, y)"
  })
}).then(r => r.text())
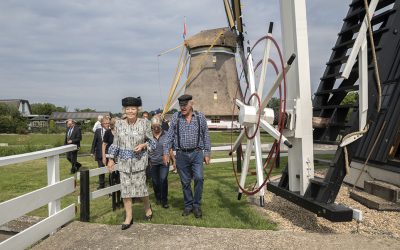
top-left (31, 103), bottom-right (66, 115)
top-left (341, 91), bottom-right (358, 105)
top-left (267, 97), bottom-right (281, 109)
top-left (0, 104), bottom-right (27, 133)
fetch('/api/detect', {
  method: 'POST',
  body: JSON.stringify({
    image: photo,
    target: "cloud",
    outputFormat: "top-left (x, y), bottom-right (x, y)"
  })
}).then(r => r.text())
top-left (0, 0), bottom-right (350, 112)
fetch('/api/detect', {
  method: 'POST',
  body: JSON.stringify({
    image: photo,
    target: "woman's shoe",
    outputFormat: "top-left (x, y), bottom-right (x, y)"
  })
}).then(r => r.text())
top-left (144, 206), bottom-right (153, 221)
top-left (121, 219), bottom-right (133, 230)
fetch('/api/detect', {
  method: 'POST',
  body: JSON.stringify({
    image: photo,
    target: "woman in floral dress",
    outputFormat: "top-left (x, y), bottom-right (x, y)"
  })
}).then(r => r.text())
top-left (107, 97), bottom-right (155, 230)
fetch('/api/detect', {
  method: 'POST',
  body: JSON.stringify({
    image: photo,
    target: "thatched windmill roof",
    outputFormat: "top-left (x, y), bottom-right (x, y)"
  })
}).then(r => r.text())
top-left (185, 27), bottom-right (237, 51)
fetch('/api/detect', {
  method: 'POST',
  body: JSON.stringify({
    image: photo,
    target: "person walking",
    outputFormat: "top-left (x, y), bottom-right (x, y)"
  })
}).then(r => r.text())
top-left (107, 97), bottom-right (155, 230)
top-left (92, 115), bottom-right (103, 132)
top-left (163, 94), bottom-right (211, 218)
top-left (91, 117), bottom-right (110, 189)
top-left (65, 119), bottom-right (82, 174)
top-left (149, 116), bottom-right (176, 209)
top-left (102, 117), bottom-right (122, 209)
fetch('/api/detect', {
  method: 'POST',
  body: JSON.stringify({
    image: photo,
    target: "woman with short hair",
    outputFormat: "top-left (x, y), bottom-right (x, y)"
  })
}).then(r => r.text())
top-left (149, 116), bottom-right (176, 209)
top-left (107, 97), bottom-right (155, 230)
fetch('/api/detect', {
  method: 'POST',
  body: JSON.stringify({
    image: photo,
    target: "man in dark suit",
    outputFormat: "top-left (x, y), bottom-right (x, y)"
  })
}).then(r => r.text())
top-left (65, 119), bottom-right (82, 174)
top-left (91, 117), bottom-right (110, 189)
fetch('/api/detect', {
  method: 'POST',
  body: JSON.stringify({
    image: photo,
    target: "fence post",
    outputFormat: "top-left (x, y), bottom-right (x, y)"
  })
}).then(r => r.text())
top-left (236, 145), bottom-right (242, 173)
top-left (80, 168), bottom-right (90, 222)
top-left (47, 155), bottom-right (61, 217)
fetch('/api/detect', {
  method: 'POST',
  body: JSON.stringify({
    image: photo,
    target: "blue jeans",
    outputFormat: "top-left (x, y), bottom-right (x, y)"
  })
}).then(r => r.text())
top-left (151, 163), bottom-right (169, 204)
top-left (176, 150), bottom-right (204, 209)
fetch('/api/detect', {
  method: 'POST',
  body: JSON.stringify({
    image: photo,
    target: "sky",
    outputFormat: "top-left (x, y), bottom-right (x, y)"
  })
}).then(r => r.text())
top-left (0, 0), bottom-right (348, 113)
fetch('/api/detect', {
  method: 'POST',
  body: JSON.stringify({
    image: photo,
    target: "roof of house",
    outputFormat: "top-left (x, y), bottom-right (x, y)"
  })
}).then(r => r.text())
top-left (0, 99), bottom-right (32, 115)
top-left (49, 112), bottom-right (111, 120)
top-left (29, 115), bottom-right (50, 121)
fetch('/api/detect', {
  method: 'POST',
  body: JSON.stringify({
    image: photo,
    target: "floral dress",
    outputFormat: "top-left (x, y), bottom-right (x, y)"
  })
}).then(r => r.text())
top-left (108, 118), bottom-right (155, 198)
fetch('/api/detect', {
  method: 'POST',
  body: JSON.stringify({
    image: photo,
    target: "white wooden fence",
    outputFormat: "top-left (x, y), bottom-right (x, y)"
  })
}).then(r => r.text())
top-left (0, 145), bottom-right (77, 250)
top-left (76, 144), bottom-right (336, 203)
top-left (0, 143), bottom-right (336, 248)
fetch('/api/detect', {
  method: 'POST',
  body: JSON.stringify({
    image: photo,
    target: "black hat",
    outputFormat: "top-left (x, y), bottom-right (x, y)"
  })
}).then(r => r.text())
top-left (178, 94), bottom-right (192, 106)
top-left (122, 96), bottom-right (142, 107)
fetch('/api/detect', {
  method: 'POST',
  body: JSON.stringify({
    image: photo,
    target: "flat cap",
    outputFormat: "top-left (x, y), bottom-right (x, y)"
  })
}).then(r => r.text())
top-left (122, 96), bottom-right (142, 107)
top-left (178, 94), bottom-right (192, 105)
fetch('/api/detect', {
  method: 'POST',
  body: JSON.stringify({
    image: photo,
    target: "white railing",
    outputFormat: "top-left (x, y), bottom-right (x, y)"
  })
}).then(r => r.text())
top-left (76, 143), bottom-right (336, 204)
top-left (77, 167), bottom-right (121, 203)
top-left (0, 145), bottom-right (77, 250)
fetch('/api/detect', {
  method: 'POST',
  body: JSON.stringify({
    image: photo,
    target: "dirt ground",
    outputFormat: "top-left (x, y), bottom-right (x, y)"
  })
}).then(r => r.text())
top-left (32, 221), bottom-right (400, 250)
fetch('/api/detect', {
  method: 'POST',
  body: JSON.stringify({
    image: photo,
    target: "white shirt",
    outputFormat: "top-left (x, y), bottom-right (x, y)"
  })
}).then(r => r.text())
top-left (92, 121), bottom-right (101, 132)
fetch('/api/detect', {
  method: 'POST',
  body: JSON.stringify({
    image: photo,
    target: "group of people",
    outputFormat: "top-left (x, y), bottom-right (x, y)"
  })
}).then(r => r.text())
top-left (64, 94), bottom-right (211, 230)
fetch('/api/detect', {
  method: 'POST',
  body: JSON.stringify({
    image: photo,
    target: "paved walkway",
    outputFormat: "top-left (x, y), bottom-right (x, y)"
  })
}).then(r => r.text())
top-left (32, 222), bottom-right (399, 250)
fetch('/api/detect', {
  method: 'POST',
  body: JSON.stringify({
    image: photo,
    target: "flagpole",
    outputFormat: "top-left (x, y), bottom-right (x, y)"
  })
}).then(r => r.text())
top-left (183, 16), bottom-right (187, 40)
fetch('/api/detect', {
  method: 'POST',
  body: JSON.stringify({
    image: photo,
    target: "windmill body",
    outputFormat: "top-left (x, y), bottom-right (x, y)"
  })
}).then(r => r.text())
top-left (184, 28), bottom-right (242, 129)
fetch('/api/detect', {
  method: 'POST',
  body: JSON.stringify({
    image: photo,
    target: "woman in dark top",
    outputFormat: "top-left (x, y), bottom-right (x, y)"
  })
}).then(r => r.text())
top-left (102, 118), bottom-right (122, 209)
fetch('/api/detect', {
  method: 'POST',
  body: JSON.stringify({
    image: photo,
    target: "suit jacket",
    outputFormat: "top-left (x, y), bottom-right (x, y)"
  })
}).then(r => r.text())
top-left (65, 125), bottom-right (82, 149)
top-left (91, 127), bottom-right (105, 160)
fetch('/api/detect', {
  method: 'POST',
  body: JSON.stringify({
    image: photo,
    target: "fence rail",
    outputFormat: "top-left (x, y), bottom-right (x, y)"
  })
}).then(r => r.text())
top-left (0, 145), bottom-right (77, 250)
top-left (0, 178), bottom-right (74, 226)
top-left (0, 145), bottom-right (76, 167)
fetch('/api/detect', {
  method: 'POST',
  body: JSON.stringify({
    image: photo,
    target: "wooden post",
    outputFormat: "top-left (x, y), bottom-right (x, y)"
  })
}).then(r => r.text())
top-left (80, 168), bottom-right (90, 222)
top-left (236, 145), bottom-right (242, 173)
top-left (47, 155), bottom-right (60, 217)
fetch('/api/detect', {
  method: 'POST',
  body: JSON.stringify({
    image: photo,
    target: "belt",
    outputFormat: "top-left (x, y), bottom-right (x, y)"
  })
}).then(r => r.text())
top-left (177, 148), bottom-right (201, 153)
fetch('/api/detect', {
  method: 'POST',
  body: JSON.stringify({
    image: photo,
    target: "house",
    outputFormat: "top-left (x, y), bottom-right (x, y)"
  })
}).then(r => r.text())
top-left (28, 115), bottom-right (50, 132)
top-left (49, 112), bottom-right (111, 128)
top-left (0, 99), bottom-right (32, 117)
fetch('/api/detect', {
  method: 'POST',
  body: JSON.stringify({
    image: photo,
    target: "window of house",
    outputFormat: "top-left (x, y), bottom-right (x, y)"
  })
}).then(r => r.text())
top-left (211, 117), bottom-right (220, 123)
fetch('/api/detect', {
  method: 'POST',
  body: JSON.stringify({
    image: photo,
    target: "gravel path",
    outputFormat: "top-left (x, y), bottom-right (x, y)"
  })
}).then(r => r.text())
top-left (252, 177), bottom-right (400, 239)
top-left (32, 221), bottom-right (400, 250)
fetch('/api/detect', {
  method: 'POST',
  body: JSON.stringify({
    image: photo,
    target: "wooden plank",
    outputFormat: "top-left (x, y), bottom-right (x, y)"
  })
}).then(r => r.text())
top-left (0, 204), bottom-right (75, 250)
top-left (91, 184), bottom-right (121, 200)
top-left (76, 167), bottom-right (108, 181)
top-left (0, 145), bottom-right (76, 167)
top-left (0, 178), bottom-right (75, 225)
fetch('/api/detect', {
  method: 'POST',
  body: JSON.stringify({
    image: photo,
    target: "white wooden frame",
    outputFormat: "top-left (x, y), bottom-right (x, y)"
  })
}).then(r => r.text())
top-left (279, 0), bottom-right (314, 195)
top-left (340, 0), bottom-right (378, 147)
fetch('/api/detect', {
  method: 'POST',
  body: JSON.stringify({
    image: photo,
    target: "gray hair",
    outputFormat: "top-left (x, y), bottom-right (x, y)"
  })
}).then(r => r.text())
top-left (151, 116), bottom-right (162, 126)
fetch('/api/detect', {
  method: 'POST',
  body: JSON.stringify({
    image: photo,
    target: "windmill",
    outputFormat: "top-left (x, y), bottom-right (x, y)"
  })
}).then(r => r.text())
top-left (183, 28), bottom-right (242, 129)
top-left (224, 0), bottom-right (369, 222)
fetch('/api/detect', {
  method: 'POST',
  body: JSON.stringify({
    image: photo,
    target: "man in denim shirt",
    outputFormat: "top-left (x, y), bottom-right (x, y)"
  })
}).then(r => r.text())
top-left (163, 94), bottom-right (211, 218)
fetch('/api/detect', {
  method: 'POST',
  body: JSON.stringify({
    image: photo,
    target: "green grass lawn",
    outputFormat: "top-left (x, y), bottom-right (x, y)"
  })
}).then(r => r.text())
top-left (0, 133), bottom-right (94, 156)
top-left (0, 132), bottom-right (332, 230)
top-left (0, 155), bottom-right (279, 230)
